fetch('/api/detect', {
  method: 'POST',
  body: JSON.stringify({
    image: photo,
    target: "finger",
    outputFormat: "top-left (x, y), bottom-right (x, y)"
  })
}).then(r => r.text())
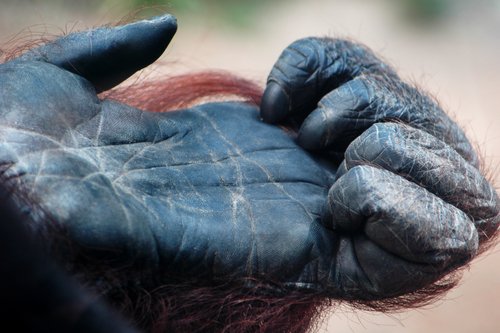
top-left (343, 123), bottom-right (500, 241)
top-left (14, 14), bottom-right (177, 93)
top-left (297, 77), bottom-right (371, 152)
top-left (260, 37), bottom-right (396, 124)
top-left (324, 165), bottom-right (478, 267)
top-left (333, 235), bottom-right (449, 297)
top-left (297, 75), bottom-right (479, 166)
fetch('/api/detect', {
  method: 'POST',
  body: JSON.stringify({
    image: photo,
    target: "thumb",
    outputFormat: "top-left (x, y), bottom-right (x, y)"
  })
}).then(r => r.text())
top-left (15, 14), bottom-right (177, 93)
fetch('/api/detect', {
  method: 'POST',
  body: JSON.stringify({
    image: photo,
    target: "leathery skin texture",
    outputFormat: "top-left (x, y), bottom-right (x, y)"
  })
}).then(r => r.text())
top-left (0, 14), bottom-right (498, 303)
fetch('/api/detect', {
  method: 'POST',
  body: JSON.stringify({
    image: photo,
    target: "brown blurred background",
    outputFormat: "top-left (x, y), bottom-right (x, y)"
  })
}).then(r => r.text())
top-left (1, 0), bottom-right (499, 332)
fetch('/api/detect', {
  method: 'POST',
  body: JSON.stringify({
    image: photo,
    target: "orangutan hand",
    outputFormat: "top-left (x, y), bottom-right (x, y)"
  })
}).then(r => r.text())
top-left (0, 16), bottom-right (497, 301)
top-left (261, 37), bottom-right (499, 297)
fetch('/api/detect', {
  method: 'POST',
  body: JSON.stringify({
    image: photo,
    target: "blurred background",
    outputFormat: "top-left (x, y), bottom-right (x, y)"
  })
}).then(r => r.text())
top-left (1, 0), bottom-right (499, 332)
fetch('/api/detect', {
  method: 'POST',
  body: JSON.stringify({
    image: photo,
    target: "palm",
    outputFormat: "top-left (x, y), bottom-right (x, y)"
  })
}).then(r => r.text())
top-left (1, 60), bottom-right (336, 279)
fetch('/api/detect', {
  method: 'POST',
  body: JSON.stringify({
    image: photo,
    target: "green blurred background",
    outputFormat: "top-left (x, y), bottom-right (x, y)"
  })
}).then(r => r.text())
top-left (3, 0), bottom-right (500, 28)
top-left (1, 1), bottom-right (499, 332)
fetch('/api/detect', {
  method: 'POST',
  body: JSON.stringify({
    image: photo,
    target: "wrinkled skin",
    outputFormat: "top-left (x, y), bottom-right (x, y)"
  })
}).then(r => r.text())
top-left (0, 14), bottom-right (498, 302)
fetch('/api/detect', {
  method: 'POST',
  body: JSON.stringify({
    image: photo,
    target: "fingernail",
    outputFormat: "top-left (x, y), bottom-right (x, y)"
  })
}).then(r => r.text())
top-left (260, 82), bottom-right (289, 124)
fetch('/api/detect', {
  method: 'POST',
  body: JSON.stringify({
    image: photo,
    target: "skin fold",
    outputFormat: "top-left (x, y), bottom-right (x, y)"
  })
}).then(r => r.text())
top-left (0, 14), bottom-right (498, 330)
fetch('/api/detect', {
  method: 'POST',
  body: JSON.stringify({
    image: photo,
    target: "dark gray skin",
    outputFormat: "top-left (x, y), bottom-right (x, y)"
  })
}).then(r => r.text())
top-left (0, 14), bottom-right (498, 301)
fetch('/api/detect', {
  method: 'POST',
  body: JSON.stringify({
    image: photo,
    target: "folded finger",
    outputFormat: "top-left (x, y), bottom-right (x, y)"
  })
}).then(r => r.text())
top-left (297, 75), bottom-right (479, 166)
top-left (260, 37), bottom-right (395, 124)
top-left (344, 123), bottom-right (499, 240)
top-left (324, 165), bottom-right (478, 267)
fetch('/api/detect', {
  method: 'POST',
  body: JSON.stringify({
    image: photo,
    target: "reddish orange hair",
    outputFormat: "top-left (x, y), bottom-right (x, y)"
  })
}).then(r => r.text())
top-left (104, 70), bottom-right (263, 112)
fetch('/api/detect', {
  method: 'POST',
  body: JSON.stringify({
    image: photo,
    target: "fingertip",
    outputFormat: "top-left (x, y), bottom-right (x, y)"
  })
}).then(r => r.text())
top-left (90, 14), bottom-right (177, 92)
top-left (297, 109), bottom-right (327, 150)
top-left (260, 82), bottom-right (290, 124)
top-left (121, 14), bottom-right (178, 63)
